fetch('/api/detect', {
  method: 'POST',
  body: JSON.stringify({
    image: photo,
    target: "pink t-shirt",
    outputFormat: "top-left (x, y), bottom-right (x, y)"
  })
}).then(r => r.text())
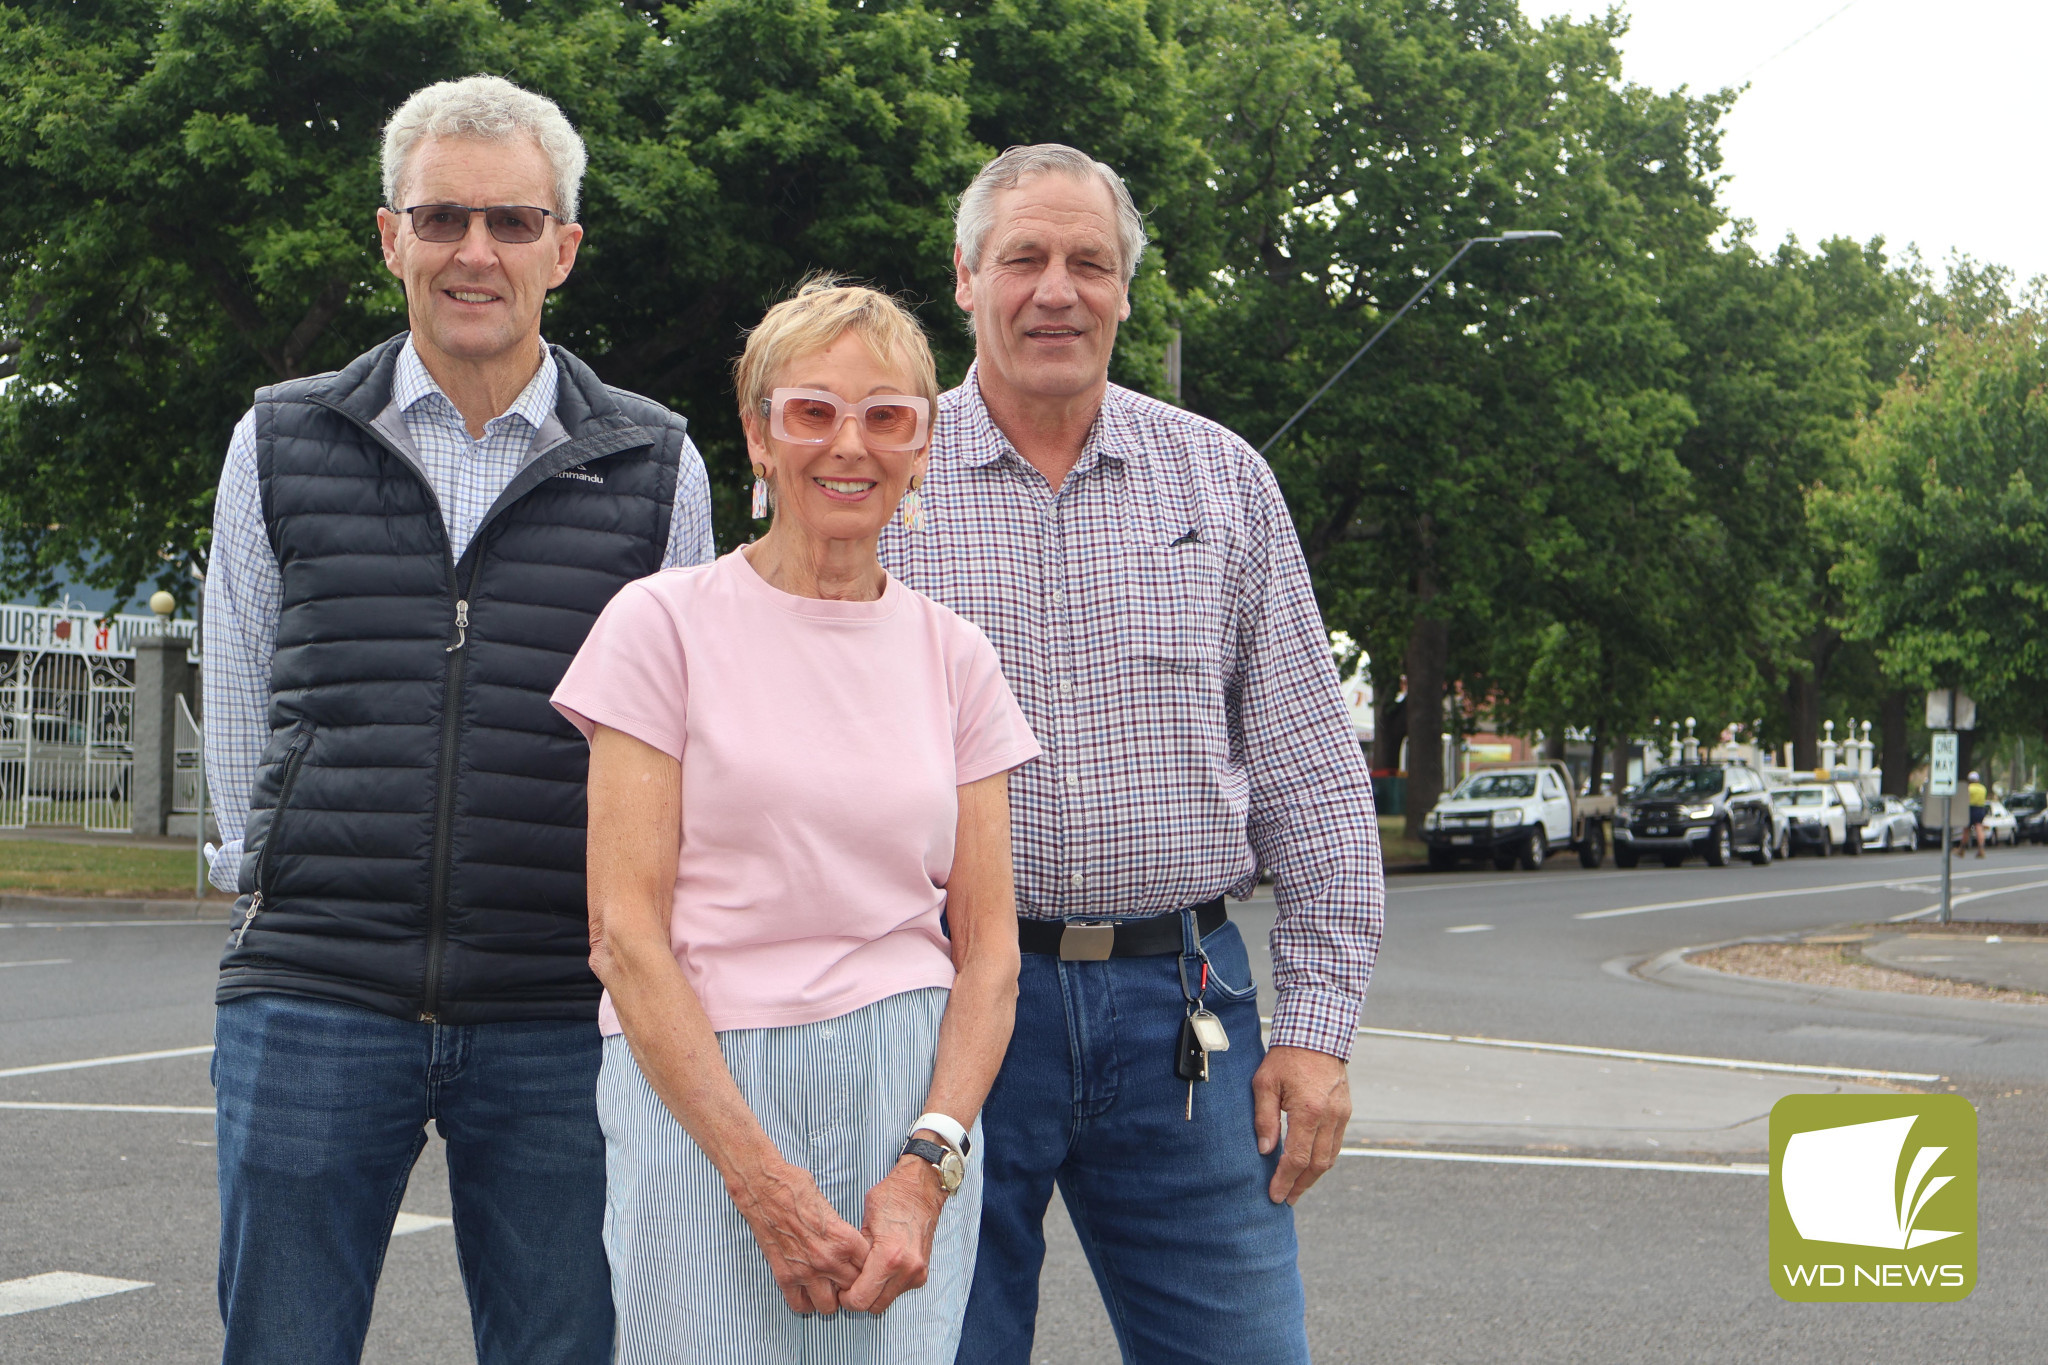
top-left (552, 548), bottom-right (1041, 1033)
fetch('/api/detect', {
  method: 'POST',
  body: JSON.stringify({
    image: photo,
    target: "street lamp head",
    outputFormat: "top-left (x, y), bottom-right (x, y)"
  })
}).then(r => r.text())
top-left (1498, 230), bottom-right (1563, 241)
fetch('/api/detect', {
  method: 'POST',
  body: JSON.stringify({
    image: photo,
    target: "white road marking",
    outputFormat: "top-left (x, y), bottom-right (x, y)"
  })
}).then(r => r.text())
top-left (0, 1271), bottom-right (152, 1317)
top-left (1341, 1147), bottom-right (1766, 1176)
top-left (392, 1213), bottom-right (453, 1237)
top-left (1351, 1025), bottom-right (1943, 1082)
top-left (0, 1044), bottom-right (213, 1080)
top-left (0, 1102), bottom-right (213, 1115)
top-left (1572, 863), bottom-right (2048, 920)
top-left (0, 958), bottom-right (70, 968)
top-left (1444, 924), bottom-right (1495, 933)
top-left (1888, 876), bottom-right (2048, 922)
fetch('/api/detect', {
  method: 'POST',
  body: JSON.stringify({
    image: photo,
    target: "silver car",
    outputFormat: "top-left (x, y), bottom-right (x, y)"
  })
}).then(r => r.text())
top-left (1861, 795), bottom-right (1919, 852)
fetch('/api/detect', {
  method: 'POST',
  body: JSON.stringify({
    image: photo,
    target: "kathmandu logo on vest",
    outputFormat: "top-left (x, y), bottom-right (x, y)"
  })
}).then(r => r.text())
top-left (553, 464), bottom-right (605, 484)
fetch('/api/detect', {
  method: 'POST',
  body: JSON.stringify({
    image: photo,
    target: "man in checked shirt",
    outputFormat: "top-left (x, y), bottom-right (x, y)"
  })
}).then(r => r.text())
top-left (878, 144), bottom-right (1385, 1363)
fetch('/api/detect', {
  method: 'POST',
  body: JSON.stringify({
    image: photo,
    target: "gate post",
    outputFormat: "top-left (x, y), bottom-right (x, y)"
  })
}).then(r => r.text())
top-left (131, 634), bottom-right (193, 837)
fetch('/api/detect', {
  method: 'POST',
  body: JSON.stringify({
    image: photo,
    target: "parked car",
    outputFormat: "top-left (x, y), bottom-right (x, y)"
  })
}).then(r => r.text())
top-left (1982, 799), bottom-right (2020, 847)
top-left (1773, 783), bottom-right (1853, 856)
top-left (1612, 762), bottom-right (1780, 868)
top-left (1860, 795), bottom-right (1919, 852)
top-left (2009, 791), bottom-right (2048, 844)
top-left (1420, 762), bottom-right (1616, 871)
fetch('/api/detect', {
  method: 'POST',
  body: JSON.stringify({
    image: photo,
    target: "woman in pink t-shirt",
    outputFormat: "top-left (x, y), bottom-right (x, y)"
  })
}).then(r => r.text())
top-left (552, 279), bottom-right (1038, 1363)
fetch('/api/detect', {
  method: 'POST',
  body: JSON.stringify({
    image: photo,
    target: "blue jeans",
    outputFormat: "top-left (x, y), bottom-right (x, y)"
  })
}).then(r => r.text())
top-left (212, 993), bottom-right (612, 1365)
top-left (957, 917), bottom-right (1309, 1364)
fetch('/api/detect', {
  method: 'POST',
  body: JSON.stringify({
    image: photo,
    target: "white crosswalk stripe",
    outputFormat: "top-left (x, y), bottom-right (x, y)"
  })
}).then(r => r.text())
top-left (0, 1271), bottom-right (152, 1317)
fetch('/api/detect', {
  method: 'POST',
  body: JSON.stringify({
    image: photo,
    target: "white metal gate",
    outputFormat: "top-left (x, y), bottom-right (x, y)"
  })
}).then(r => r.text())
top-left (0, 650), bottom-right (134, 831)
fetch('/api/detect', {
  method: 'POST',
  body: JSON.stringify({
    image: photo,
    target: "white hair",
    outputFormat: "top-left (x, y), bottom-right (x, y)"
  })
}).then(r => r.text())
top-left (954, 144), bottom-right (1146, 284)
top-left (381, 75), bottom-right (588, 222)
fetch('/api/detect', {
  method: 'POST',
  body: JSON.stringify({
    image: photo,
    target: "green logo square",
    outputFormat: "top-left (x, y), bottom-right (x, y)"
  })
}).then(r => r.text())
top-left (1770, 1094), bottom-right (1977, 1302)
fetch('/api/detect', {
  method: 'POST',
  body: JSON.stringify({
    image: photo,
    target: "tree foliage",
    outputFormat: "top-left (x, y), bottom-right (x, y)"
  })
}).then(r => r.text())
top-left (3, 0), bottom-right (2043, 793)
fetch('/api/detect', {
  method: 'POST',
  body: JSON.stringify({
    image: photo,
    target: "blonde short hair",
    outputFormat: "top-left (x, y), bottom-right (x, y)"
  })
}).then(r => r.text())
top-left (734, 275), bottom-right (938, 429)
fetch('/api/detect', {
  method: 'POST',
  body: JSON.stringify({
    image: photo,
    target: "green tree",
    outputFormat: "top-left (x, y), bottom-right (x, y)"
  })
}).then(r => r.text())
top-left (1823, 312), bottom-right (2048, 741)
top-left (1180, 0), bottom-right (1723, 820)
top-left (0, 0), bottom-right (1202, 602)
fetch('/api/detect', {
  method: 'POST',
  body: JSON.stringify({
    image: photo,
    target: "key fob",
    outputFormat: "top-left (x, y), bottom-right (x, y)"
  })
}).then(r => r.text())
top-left (1175, 1015), bottom-right (1209, 1082)
top-left (1189, 1007), bottom-right (1230, 1054)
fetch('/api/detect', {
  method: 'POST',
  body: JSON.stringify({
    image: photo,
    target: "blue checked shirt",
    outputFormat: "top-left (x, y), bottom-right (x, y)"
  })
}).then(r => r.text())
top-left (878, 369), bottom-right (1383, 1059)
top-left (204, 337), bottom-right (714, 891)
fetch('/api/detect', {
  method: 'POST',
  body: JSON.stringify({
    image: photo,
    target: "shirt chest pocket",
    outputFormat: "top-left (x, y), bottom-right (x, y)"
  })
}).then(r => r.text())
top-left (1120, 538), bottom-right (1230, 677)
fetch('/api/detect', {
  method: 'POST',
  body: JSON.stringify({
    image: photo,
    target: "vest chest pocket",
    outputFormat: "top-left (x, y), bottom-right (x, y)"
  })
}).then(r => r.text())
top-left (1121, 540), bottom-right (1230, 677)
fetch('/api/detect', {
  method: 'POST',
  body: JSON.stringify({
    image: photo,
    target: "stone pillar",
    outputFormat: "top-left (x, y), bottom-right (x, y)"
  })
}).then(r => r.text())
top-left (131, 634), bottom-right (193, 837)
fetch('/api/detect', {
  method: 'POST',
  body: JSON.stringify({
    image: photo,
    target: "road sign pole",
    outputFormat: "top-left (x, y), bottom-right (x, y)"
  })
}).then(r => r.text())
top-left (1941, 798), bottom-right (1953, 924)
top-left (1929, 728), bottom-right (1959, 925)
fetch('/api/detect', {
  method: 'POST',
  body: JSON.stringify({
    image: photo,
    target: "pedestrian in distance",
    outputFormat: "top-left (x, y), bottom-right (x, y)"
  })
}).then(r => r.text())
top-left (1967, 770), bottom-right (1990, 857)
top-left (878, 144), bottom-right (1386, 1364)
top-left (554, 277), bottom-right (1038, 1363)
top-left (202, 75), bottom-right (713, 1365)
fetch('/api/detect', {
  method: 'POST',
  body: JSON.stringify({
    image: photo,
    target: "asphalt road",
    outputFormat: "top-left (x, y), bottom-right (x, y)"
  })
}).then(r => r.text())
top-left (3, 845), bottom-right (2045, 1363)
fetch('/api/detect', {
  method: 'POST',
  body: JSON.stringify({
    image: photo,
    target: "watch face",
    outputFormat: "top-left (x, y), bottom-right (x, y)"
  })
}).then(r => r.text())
top-left (938, 1150), bottom-right (965, 1196)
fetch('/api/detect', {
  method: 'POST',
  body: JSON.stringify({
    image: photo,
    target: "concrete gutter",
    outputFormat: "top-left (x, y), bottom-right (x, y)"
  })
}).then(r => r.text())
top-left (0, 893), bottom-right (228, 921)
top-left (1624, 940), bottom-right (2048, 1029)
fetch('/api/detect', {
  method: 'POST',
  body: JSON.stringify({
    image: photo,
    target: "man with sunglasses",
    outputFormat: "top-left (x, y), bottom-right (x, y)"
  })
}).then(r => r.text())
top-left (202, 74), bottom-right (711, 1364)
top-left (878, 145), bottom-right (1384, 1363)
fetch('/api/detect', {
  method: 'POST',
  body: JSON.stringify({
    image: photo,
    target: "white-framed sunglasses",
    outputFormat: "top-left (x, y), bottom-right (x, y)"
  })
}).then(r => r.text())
top-left (762, 388), bottom-right (931, 452)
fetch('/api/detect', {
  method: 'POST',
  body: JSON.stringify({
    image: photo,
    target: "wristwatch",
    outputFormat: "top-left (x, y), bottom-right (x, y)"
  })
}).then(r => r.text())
top-left (899, 1136), bottom-right (966, 1196)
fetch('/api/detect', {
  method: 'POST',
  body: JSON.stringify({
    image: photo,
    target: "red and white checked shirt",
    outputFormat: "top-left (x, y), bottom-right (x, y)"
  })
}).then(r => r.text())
top-left (878, 369), bottom-right (1383, 1059)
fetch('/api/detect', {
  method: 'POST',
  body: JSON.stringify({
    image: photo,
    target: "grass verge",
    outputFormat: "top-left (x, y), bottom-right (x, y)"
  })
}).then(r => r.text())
top-left (0, 840), bottom-right (213, 899)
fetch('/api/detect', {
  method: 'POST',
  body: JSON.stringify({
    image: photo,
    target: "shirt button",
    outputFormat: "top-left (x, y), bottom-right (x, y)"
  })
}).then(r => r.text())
top-left (1058, 681), bottom-right (1073, 695)
top-left (1070, 872), bottom-right (1084, 889)
top-left (1065, 773), bottom-right (1079, 788)
top-left (1052, 589), bottom-right (1066, 604)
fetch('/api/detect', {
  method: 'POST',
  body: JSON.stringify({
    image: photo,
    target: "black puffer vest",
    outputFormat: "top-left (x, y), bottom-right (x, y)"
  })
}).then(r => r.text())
top-left (216, 335), bottom-right (683, 1023)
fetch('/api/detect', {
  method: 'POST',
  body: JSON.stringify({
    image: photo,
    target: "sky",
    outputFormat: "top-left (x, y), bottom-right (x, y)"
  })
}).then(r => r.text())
top-left (1536, 0), bottom-right (2048, 287)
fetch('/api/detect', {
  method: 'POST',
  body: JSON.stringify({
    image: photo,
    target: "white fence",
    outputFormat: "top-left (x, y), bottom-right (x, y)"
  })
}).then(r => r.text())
top-left (0, 650), bottom-right (135, 832)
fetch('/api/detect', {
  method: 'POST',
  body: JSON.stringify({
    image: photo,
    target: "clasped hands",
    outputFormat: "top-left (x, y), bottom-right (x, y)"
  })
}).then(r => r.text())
top-left (729, 1153), bottom-right (945, 1317)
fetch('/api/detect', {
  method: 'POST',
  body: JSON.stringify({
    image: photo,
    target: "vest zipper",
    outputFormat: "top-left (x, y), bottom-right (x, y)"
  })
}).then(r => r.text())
top-left (421, 555), bottom-right (486, 1022)
top-left (234, 723), bottom-right (315, 949)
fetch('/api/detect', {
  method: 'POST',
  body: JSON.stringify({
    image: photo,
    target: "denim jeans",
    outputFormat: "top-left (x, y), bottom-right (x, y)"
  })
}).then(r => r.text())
top-left (957, 917), bottom-right (1310, 1364)
top-left (212, 993), bottom-right (612, 1365)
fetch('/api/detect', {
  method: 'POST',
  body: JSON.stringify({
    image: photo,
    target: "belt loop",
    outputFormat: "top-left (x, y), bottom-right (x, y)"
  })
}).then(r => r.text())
top-left (1176, 908), bottom-right (1206, 1005)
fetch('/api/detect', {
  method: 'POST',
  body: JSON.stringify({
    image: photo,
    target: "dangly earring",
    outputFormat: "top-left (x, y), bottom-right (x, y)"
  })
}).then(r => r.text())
top-left (898, 474), bottom-right (925, 532)
top-left (750, 466), bottom-right (771, 520)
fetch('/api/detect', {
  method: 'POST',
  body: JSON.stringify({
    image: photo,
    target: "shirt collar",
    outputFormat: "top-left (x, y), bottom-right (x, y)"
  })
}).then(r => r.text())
top-left (395, 335), bottom-right (559, 435)
top-left (951, 363), bottom-right (1141, 474)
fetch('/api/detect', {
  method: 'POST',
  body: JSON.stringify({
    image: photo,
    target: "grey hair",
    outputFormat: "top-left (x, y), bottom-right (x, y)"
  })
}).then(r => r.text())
top-left (382, 75), bottom-right (588, 222)
top-left (954, 144), bottom-right (1146, 284)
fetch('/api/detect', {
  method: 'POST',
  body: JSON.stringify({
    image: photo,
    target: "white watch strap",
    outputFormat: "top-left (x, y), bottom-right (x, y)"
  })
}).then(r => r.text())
top-left (911, 1111), bottom-right (970, 1158)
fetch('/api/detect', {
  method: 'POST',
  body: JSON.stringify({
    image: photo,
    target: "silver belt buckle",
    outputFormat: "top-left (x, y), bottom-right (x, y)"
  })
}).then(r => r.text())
top-left (1058, 921), bottom-right (1117, 961)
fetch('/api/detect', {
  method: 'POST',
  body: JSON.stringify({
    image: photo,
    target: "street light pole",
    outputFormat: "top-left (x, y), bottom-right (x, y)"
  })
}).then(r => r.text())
top-left (1259, 230), bottom-right (1564, 456)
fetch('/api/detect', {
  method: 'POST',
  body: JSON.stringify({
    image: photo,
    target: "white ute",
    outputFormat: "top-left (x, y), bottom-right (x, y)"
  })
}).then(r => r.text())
top-left (1420, 762), bottom-right (1616, 872)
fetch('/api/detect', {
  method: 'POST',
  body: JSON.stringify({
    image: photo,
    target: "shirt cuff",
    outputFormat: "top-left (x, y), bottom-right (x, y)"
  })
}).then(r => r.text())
top-left (1267, 987), bottom-right (1362, 1062)
top-left (207, 839), bottom-right (243, 895)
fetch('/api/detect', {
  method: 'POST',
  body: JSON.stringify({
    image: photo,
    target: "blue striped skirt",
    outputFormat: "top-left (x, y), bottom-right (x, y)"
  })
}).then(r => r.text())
top-left (598, 988), bottom-right (981, 1364)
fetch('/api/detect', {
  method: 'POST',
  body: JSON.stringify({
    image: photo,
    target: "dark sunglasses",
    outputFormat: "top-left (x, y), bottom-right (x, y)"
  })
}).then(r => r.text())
top-left (401, 203), bottom-right (562, 245)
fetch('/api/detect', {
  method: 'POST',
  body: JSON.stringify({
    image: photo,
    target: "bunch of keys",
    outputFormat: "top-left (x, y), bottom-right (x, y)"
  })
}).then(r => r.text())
top-left (1174, 961), bottom-right (1230, 1119)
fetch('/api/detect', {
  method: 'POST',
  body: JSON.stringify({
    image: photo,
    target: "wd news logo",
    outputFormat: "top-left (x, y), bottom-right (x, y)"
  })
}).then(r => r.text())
top-left (1769, 1095), bottom-right (1976, 1302)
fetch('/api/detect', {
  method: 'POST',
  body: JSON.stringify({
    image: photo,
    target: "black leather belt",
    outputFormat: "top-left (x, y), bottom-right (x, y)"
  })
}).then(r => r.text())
top-left (1018, 899), bottom-right (1227, 960)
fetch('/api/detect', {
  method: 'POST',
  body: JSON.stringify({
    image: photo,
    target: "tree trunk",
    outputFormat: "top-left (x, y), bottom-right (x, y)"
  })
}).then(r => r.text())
top-left (1402, 616), bottom-right (1449, 823)
top-left (1371, 690), bottom-right (1407, 772)
top-left (1542, 731), bottom-right (1567, 762)
top-left (1787, 673), bottom-right (1821, 771)
top-left (1586, 732), bottom-right (1608, 796)
top-left (1878, 689), bottom-right (1912, 796)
